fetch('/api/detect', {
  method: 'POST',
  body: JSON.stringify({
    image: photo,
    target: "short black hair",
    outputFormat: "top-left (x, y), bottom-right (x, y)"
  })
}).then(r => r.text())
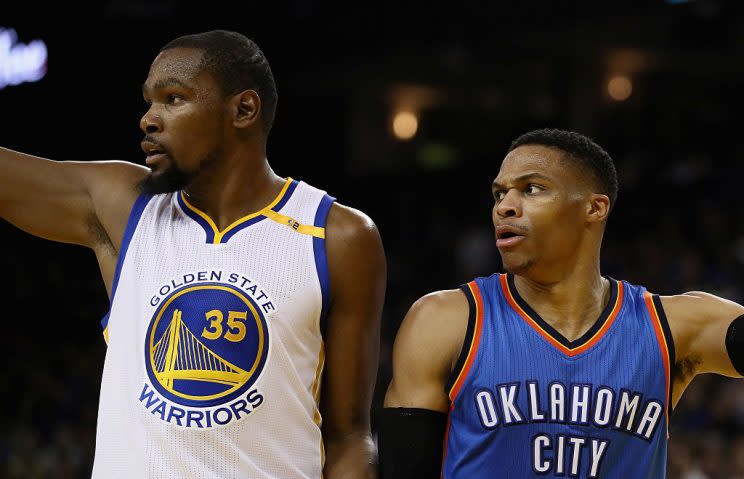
top-left (161, 30), bottom-right (278, 135)
top-left (509, 128), bottom-right (618, 208)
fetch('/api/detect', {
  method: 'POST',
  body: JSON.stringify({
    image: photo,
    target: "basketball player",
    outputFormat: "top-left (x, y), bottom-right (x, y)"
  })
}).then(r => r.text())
top-left (0, 30), bottom-right (385, 478)
top-left (378, 129), bottom-right (744, 478)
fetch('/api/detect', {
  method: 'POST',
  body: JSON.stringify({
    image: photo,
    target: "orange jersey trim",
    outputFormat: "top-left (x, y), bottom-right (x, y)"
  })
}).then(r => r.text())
top-left (500, 274), bottom-right (624, 357)
top-left (644, 291), bottom-right (671, 435)
top-left (448, 281), bottom-right (485, 402)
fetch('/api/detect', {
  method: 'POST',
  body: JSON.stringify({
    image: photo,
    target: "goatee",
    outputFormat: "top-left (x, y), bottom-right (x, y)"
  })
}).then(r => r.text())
top-left (139, 160), bottom-right (194, 195)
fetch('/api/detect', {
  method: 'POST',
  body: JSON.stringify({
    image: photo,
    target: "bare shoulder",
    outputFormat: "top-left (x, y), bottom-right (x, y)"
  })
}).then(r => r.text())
top-left (324, 202), bottom-right (385, 298)
top-left (325, 201), bottom-right (379, 246)
top-left (321, 200), bottom-right (386, 332)
top-left (386, 289), bottom-right (470, 410)
top-left (400, 289), bottom-right (470, 341)
top-left (660, 291), bottom-right (744, 365)
top-left (660, 291), bottom-right (744, 325)
top-left (323, 200), bottom-right (384, 255)
top-left (395, 289), bottom-right (470, 366)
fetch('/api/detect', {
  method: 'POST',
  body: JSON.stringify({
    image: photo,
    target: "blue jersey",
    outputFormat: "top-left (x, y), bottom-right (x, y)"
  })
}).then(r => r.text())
top-left (442, 274), bottom-right (674, 479)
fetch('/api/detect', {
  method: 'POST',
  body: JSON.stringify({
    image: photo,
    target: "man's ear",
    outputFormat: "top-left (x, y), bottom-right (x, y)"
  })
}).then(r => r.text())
top-left (587, 193), bottom-right (611, 223)
top-left (233, 89), bottom-right (261, 128)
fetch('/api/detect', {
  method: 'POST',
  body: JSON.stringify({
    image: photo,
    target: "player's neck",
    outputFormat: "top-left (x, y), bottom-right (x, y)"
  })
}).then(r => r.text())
top-left (182, 151), bottom-right (285, 231)
top-left (513, 266), bottom-right (610, 342)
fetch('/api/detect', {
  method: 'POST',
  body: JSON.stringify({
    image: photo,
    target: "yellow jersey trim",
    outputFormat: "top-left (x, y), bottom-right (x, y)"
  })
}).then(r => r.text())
top-left (179, 177), bottom-right (294, 244)
top-left (262, 209), bottom-right (326, 238)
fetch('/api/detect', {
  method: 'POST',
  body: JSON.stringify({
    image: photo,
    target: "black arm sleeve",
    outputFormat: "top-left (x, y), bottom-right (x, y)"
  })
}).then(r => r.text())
top-left (378, 407), bottom-right (448, 479)
top-left (726, 314), bottom-right (744, 376)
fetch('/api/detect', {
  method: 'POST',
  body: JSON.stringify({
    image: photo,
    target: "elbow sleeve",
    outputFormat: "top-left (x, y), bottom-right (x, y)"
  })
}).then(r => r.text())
top-left (377, 407), bottom-right (448, 479)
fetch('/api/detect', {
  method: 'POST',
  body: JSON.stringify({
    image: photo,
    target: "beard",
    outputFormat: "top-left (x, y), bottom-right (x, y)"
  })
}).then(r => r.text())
top-left (138, 145), bottom-right (221, 195)
top-left (138, 158), bottom-right (195, 195)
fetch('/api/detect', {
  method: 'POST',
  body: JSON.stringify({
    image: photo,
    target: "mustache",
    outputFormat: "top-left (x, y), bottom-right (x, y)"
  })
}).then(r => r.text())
top-left (497, 223), bottom-right (529, 233)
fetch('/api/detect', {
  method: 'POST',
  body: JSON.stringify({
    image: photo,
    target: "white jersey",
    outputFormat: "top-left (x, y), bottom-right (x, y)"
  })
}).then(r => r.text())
top-left (93, 178), bottom-right (334, 479)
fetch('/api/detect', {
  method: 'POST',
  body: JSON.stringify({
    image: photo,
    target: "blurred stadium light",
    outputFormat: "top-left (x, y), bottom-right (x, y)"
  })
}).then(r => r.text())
top-left (607, 76), bottom-right (633, 101)
top-left (392, 111), bottom-right (418, 140)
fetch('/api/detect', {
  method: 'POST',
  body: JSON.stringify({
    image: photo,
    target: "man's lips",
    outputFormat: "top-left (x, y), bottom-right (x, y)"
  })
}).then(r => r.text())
top-left (496, 235), bottom-right (525, 248)
top-left (141, 139), bottom-right (168, 166)
top-left (495, 224), bottom-right (526, 249)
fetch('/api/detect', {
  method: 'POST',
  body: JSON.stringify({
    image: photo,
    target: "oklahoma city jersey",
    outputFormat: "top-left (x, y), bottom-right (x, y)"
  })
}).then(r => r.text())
top-left (443, 274), bottom-right (675, 478)
top-left (93, 178), bottom-right (334, 478)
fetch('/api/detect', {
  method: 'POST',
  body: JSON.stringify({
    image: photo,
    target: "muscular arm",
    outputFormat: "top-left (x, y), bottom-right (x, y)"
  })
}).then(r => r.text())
top-left (0, 147), bottom-right (147, 288)
top-left (661, 292), bottom-right (744, 406)
top-left (378, 290), bottom-right (469, 478)
top-left (321, 203), bottom-right (386, 479)
top-left (384, 290), bottom-right (469, 412)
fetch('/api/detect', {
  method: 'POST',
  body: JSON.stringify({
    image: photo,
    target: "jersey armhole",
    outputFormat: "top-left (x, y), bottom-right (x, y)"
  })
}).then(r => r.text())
top-left (100, 192), bottom-right (153, 344)
top-left (312, 193), bottom-right (336, 339)
top-left (652, 294), bottom-right (677, 413)
top-left (444, 282), bottom-right (480, 402)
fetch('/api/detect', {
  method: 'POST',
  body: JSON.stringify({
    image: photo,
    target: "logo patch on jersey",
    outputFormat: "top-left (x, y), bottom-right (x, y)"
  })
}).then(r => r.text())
top-left (141, 277), bottom-right (272, 428)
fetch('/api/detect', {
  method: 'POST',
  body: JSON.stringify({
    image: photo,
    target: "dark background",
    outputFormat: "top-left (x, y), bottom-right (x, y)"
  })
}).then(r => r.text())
top-left (3, 1), bottom-right (744, 477)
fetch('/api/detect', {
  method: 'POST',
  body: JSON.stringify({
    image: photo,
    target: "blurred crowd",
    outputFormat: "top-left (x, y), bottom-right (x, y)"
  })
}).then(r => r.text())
top-left (3, 147), bottom-right (744, 479)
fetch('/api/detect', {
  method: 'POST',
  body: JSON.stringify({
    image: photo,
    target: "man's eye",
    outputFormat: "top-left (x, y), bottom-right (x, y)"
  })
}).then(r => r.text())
top-left (526, 184), bottom-right (542, 194)
top-left (494, 190), bottom-right (506, 201)
top-left (167, 94), bottom-right (181, 104)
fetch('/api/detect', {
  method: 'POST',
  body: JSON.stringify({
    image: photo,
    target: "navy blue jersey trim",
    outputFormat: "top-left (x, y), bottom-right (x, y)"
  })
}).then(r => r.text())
top-left (444, 285), bottom-right (477, 395)
top-left (506, 274), bottom-right (619, 350)
top-left (101, 193), bottom-right (153, 331)
top-left (176, 192), bottom-right (217, 243)
top-left (652, 294), bottom-right (676, 412)
top-left (272, 179), bottom-right (299, 212)
top-left (218, 216), bottom-right (266, 243)
top-left (313, 194), bottom-right (335, 338)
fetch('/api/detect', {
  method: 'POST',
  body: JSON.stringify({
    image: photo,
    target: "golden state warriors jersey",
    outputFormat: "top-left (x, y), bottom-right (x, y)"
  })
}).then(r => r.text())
top-left (92, 178), bottom-right (334, 479)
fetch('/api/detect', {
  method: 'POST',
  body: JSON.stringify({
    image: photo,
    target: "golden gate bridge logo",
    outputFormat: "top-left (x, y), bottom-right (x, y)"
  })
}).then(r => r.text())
top-left (144, 283), bottom-right (269, 407)
top-left (152, 309), bottom-right (251, 391)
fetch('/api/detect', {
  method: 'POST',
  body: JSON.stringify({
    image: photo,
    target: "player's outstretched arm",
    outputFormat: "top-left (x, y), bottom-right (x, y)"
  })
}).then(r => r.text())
top-left (0, 146), bottom-right (147, 249)
top-left (379, 289), bottom-right (469, 479)
top-left (321, 203), bottom-right (386, 479)
top-left (661, 291), bottom-right (744, 406)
